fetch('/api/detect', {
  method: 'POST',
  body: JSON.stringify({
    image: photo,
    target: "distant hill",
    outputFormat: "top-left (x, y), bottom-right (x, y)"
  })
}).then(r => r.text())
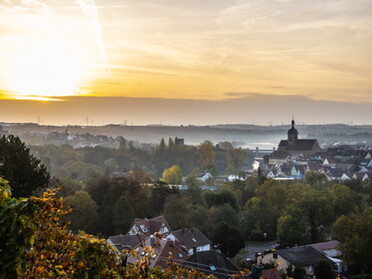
top-left (2, 122), bottom-right (372, 149)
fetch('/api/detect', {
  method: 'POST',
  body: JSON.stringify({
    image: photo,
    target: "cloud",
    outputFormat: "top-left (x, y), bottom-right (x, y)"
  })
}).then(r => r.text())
top-left (224, 92), bottom-right (265, 98)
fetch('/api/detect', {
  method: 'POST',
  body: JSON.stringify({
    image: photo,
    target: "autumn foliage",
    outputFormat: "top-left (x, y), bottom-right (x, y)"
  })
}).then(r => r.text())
top-left (0, 178), bottom-right (218, 278)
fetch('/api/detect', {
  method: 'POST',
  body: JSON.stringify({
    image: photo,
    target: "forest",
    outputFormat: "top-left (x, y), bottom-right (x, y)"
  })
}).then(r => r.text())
top-left (29, 137), bottom-right (254, 180)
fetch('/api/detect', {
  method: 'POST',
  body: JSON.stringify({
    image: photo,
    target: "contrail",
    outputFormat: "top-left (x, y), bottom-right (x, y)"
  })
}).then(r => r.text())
top-left (75, 0), bottom-right (112, 77)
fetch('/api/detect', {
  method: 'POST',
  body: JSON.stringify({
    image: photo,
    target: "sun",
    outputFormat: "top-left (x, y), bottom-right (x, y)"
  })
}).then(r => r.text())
top-left (3, 36), bottom-right (90, 100)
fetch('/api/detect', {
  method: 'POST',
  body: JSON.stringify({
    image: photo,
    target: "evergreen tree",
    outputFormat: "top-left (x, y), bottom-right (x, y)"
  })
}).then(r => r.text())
top-left (0, 135), bottom-right (49, 197)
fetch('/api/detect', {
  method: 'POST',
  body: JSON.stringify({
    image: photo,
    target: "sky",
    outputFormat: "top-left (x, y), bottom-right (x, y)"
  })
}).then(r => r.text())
top-left (0, 0), bottom-right (371, 125)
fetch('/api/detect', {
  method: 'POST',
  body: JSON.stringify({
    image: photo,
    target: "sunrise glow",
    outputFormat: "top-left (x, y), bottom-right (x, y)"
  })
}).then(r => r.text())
top-left (0, 0), bottom-right (371, 124)
top-left (2, 37), bottom-right (88, 100)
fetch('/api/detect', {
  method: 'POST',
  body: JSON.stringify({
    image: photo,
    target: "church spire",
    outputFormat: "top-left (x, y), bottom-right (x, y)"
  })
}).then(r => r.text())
top-left (288, 116), bottom-right (298, 144)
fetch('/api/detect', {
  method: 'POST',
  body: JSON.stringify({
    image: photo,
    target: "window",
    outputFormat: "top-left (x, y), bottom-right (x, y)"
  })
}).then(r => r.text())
top-left (273, 253), bottom-right (277, 259)
top-left (209, 266), bottom-right (216, 271)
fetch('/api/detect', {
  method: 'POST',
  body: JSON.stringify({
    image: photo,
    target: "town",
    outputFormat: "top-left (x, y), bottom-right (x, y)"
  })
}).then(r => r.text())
top-left (1, 120), bottom-right (371, 278)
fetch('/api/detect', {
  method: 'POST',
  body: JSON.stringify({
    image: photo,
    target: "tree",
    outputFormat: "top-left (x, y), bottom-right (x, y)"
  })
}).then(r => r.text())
top-left (55, 160), bottom-right (101, 180)
top-left (149, 182), bottom-right (179, 216)
top-left (277, 213), bottom-right (308, 247)
top-left (286, 264), bottom-right (306, 279)
top-left (113, 195), bottom-right (134, 234)
top-left (256, 179), bottom-right (288, 213)
top-left (215, 203), bottom-right (240, 228)
top-left (304, 171), bottom-right (328, 189)
top-left (0, 178), bottom-right (121, 278)
top-left (163, 195), bottom-right (193, 230)
top-left (118, 137), bottom-right (128, 151)
top-left (199, 141), bottom-right (215, 169)
top-left (332, 208), bottom-right (372, 274)
top-left (0, 135), bottom-right (49, 197)
top-left (64, 191), bottom-right (99, 233)
top-left (203, 188), bottom-right (239, 211)
top-left (54, 177), bottom-right (83, 198)
top-left (242, 197), bottom-right (278, 241)
top-left (168, 137), bottom-right (174, 148)
top-left (328, 184), bottom-right (356, 218)
top-left (297, 190), bottom-right (333, 243)
top-left (314, 260), bottom-right (333, 279)
top-left (227, 148), bottom-right (245, 174)
top-left (211, 222), bottom-right (244, 257)
top-left (162, 165), bottom-right (183, 185)
top-left (192, 205), bottom-right (208, 230)
top-left (103, 158), bottom-right (118, 176)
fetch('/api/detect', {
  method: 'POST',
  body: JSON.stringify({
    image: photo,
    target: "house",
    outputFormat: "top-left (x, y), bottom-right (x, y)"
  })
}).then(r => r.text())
top-left (126, 235), bottom-right (188, 269)
top-left (323, 158), bottom-right (338, 167)
top-left (128, 216), bottom-right (172, 237)
top-left (269, 151), bottom-right (289, 166)
top-left (183, 249), bottom-right (240, 279)
top-left (257, 245), bottom-right (332, 277)
top-left (277, 119), bottom-right (321, 156)
top-left (353, 172), bottom-right (371, 181)
top-left (305, 163), bottom-right (322, 173)
top-left (307, 240), bottom-right (346, 273)
top-left (197, 171), bottom-right (213, 182)
top-left (276, 163), bottom-right (293, 177)
top-left (108, 233), bottom-right (146, 252)
top-left (291, 165), bottom-right (305, 178)
top-left (340, 173), bottom-right (352, 181)
top-left (326, 169), bottom-right (345, 181)
top-left (171, 227), bottom-right (211, 255)
top-left (266, 171), bottom-right (275, 179)
top-left (110, 216), bottom-right (213, 259)
top-left (175, 137), bottom-right (184, 146)
top-left (227, 174), bottom-right (245, 181)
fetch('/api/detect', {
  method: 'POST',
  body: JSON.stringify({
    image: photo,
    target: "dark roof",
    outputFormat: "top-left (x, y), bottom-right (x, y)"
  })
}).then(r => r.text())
top-left (172, 227), bottom-right (211, 250)
top-left (131, 216), bottom-right (172, 236)
top-left (261, 268), bottom-right (282, 279)
top-left (183, 250), bottom-right (240, 279)
top-left (279, 139), bottom-right (319, 151)
top-left (276, 246), bottom-right (329, 267)
top-left (108, 234), bottom-right (146, 252)
top-left (307, 163), bottom-right (322, 171)
top-left (127, 236), bottom-right (188, 269)
top-left (307, 240), bottom-right (340, 256)
top-left (353, 172), bottom-right (367, 180)
top-left (327, 169), bottom-right (345, 178)
top-left (270, 151), bottom-right (289, 160)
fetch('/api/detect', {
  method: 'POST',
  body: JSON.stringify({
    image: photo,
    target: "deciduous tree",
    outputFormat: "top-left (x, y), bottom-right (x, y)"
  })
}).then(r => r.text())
top-left (199, 141), bottom-right (216, 169)
top-left (64, 190), bottom-right (99, 233)
top-left (162, 165), bottom-right (183, 185)
top-left (332, 208), bottom-right (372, 274)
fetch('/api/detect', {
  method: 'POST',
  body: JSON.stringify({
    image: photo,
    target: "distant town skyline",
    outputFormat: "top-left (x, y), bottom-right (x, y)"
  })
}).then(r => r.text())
top-left (0, 0), bottom-right (371, 123)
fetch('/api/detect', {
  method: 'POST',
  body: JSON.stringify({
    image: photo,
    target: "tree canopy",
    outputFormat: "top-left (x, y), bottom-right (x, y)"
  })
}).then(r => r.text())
top-left (0, 135), bottom-right (49, 197)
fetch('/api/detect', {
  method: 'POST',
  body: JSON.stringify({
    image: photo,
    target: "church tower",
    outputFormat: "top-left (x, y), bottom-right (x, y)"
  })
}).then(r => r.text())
top-left (287, 118), bottom-right (298, 145)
